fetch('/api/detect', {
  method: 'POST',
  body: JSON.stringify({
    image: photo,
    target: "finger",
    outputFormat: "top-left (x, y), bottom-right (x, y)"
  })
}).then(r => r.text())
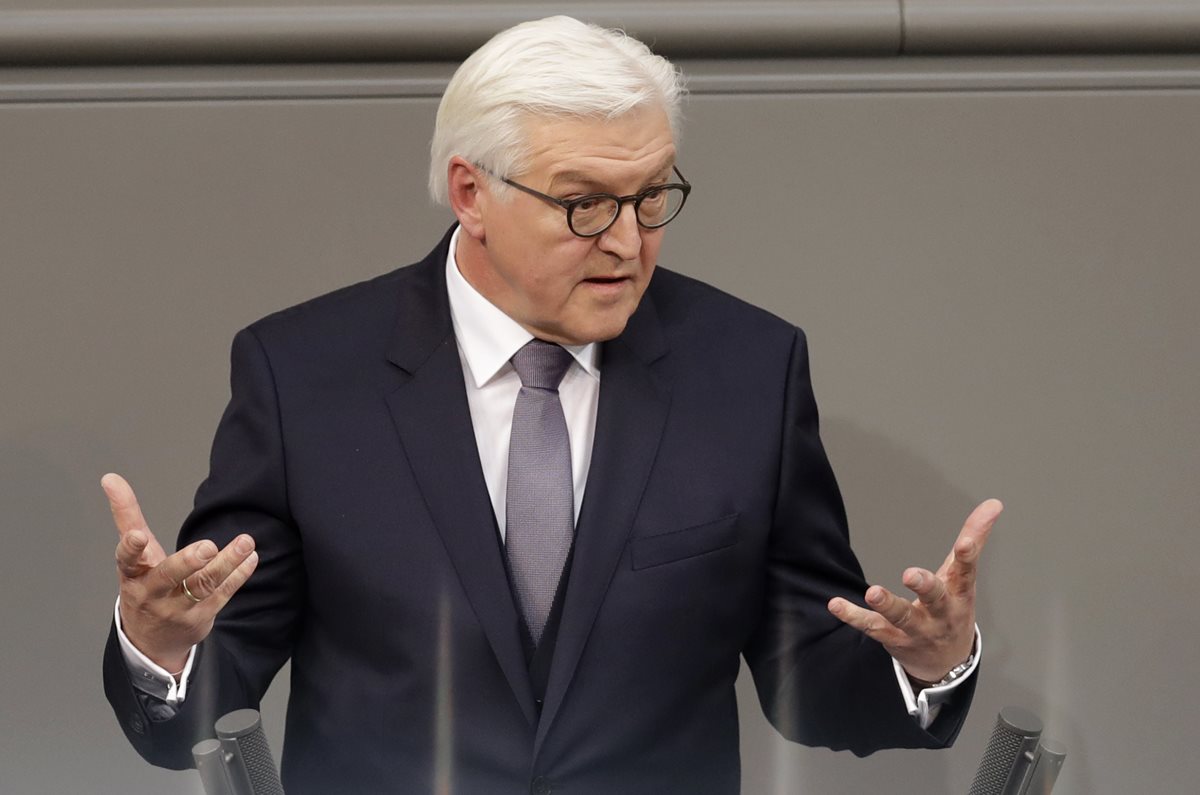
top-left (828, 597), bottom-right (903, 646)
top-left (946, 499), bottom-right (1003, 594)
top-left (904, 567), bottom-right (947, 607)
top-left (865, 585), bottom-right (919, 631)
top-left (101, 473), bottom-right (151, 537)
top-left (180, 535), bottom-right (257, 603)
top-left (147, 539), bottom-right (221, 598)
top-left (202, 550), bottom-right (260, 615)
top-left (114, 530), bottom-right (152, 579)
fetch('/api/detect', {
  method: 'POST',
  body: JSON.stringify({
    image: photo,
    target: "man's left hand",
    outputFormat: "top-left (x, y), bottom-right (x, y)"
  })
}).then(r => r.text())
top-left (828, 499), bottom-right (1002, 684)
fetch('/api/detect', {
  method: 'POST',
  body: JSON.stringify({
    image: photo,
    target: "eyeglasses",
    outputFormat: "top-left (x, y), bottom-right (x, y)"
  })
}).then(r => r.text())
top-left (482, 165), bottom-right (692, 238)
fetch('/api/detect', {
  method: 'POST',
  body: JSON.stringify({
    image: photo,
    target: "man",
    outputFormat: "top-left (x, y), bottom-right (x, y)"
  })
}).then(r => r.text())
top-left (103, 16), bottom-right (998, 794)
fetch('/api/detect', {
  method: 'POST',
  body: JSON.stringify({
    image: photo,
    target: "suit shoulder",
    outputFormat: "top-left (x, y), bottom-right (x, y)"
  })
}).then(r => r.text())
top-left (648, 266), bottom-right (800, 342)
top-left (244, 265), bottom-right (408, 340)
top-left (240, 227), bottom-right (454, 351)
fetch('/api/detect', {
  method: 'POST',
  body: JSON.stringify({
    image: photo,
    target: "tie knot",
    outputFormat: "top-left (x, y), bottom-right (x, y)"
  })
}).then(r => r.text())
top-left (510, 339), bottom-right (573, 390)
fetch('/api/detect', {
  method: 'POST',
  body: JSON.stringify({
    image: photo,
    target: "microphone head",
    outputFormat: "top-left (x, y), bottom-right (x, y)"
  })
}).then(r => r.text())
top-left (216, 709), bottom-right (284, 795)
top-left (969, 706), bottom-right (1044, 795)
top-left (192, 709), bottom-right (284, 795)
top-left (192, 738), bottom-right (236, 795)
top-left (215, 708), bottom-right (264, 740)
top-left (997, 706), bottom-right (1043, 737)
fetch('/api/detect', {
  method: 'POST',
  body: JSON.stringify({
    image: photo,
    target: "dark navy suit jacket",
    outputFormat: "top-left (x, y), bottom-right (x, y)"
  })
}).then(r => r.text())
top-left (104, 227), bottom-right (974, 794)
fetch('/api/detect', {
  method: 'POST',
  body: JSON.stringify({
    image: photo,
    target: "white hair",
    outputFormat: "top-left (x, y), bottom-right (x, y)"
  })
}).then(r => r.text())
top-left (428, 15), bottom-right (686, 204)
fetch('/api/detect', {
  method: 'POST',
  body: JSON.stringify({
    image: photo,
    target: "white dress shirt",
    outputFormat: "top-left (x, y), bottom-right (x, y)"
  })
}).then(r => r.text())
top-left (118, 226), bottom-right (977, 727)
top-left (444, 227), bottom-right (600, 540)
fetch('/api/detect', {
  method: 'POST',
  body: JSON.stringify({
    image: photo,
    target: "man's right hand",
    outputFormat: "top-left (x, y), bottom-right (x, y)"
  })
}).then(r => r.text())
top-left (103, 473), bottom-right (259, 674)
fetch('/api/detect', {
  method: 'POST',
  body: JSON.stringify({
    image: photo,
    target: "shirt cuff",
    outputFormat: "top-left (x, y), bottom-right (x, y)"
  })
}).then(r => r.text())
top-left (892, 624), bottom-right (982, 730)
top-left (114, 596), bottom-right (196, 706)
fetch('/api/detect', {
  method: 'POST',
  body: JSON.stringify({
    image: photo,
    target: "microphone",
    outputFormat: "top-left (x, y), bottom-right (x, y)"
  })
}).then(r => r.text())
top-left (1024, 738), bottom-right (1067, 795)
top-left (191, 708), bottom-right (285, 795)
top-left (968, 706), bottom-right (1066, 794)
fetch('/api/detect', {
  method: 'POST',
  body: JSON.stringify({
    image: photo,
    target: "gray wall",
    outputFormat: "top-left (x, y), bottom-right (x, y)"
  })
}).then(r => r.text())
top-left (3, 4), bottom-right (1199, 793)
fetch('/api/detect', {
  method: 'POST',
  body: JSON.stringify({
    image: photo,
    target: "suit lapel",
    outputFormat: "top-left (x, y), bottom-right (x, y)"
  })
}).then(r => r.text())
top-left (384, 231), bottom-right (538, 726)
top-left (534, 295), bottom-right (671, 754)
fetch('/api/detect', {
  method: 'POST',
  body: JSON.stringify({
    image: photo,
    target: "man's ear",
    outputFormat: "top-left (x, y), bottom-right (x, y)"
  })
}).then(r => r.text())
top-left (447, 156), bottom-right (487, 241)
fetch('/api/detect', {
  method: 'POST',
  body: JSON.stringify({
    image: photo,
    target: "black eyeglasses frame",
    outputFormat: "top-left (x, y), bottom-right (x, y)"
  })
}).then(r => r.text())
top-left (480, 165), bottom-right (692, 238)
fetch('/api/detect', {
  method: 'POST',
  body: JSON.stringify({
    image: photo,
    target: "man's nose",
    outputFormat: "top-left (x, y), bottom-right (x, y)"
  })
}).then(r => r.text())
top-left (597, 202), bottom-right (642, 261)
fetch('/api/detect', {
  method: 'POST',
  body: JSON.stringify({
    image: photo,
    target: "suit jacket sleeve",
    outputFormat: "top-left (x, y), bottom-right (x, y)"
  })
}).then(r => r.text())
top-left (742, 328), bottom-right (975, 756)
top-left (103, 326), bottom-right (305, 769)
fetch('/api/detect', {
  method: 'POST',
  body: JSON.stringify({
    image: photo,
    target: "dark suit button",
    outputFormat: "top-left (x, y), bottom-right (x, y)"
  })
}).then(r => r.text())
top-left (531, 776), bottom-right (552, 795)
top-left (128, 712), bottom-right (146, 735)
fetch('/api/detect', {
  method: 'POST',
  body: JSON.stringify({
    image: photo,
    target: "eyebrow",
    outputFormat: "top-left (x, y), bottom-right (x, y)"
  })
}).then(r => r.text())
top-left (547, 158), bottom-right (677, 193)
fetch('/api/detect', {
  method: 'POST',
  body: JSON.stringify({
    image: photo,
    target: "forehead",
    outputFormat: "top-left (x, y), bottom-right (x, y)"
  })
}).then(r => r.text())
top-left (518, 107), bottom-right (676, 187)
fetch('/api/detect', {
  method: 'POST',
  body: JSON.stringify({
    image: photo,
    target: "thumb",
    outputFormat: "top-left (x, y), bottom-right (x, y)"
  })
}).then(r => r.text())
top-left (102, 473), bottom-right (151, 537)
top-left (103, 473), bottom-right (165, 573)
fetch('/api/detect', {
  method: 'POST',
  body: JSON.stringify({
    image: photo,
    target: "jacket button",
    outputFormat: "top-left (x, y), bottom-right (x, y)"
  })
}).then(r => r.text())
top-left (128, 712), bottom-right (146, 735)
top-left (531, 776), bottom-right (552, 795)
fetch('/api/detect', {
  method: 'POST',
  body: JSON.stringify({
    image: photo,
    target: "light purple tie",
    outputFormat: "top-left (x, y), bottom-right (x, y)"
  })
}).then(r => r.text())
top-left (506, 339), bottom-right (575, 646)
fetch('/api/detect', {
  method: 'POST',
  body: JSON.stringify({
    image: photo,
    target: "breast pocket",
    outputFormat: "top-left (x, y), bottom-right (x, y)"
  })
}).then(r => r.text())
top-left (630, 513), bottom-right (739, 570)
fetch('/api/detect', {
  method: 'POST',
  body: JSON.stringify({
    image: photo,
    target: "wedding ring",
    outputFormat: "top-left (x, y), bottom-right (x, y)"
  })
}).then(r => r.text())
top-left (181, 577), bottom-right (204, 603)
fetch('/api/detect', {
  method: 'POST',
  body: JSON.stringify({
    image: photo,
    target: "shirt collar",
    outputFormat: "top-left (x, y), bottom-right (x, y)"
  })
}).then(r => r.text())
top-left (445, 225), bottom-right (600, 389)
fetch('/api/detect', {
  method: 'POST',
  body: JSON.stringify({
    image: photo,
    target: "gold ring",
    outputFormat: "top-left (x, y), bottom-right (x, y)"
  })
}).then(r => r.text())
top-left (181, 577), bottom-right (204, 603)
